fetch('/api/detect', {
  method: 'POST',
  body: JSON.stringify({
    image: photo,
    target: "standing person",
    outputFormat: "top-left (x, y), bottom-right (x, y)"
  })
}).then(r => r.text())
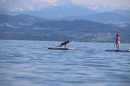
top-left (115, 34), bottom-right (120, 51)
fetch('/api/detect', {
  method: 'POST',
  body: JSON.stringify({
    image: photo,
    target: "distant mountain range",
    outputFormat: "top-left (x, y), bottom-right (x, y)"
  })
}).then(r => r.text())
top-left (111, 9), bottom-right (130, 18)
top-left (0, 14), bottom-right (130, 43)
top-left (0, 0), bottom-right (74, 11)
top-left (0, 0), bottom-right (130, 43)
top-left (17, 5), bottom-right (97, 19)
top-left (1, 5), bottom-right (130, 23)
top-left (0, 0), bottom-right (129, 12)
top-left (0, 0), bottom-right (130, 20)
top-left (57, 12), bottom-right (130, 23)
top-left (85, 4), bottom-right (130, 12)
top-left (0, 5), bottom-right (97, 19)
top-left (0, 0), bottom-right (130, 42)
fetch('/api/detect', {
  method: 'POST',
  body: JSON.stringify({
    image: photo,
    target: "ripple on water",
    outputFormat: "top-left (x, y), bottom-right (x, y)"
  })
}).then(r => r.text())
top-left (0, 40), bottom-right (130, 86)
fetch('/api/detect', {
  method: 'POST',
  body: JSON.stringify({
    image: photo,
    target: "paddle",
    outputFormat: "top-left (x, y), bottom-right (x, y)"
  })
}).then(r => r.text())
top-left (113, 43), bottom-right (115, 50)
top-left (64, 36), bottom-right (66, 41)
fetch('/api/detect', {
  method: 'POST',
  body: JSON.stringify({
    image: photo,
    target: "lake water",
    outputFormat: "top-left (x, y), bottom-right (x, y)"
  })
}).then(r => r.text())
top-left (0, 40), bottom-right (130, 86)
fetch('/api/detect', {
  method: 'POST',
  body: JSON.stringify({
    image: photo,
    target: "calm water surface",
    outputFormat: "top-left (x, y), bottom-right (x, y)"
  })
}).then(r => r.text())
top-left (0, 40), bottom-right (130, 86)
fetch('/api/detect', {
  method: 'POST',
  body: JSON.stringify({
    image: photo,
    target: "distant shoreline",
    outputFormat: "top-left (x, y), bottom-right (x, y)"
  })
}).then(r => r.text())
top-left (0, 39), bottom-right (130, 44)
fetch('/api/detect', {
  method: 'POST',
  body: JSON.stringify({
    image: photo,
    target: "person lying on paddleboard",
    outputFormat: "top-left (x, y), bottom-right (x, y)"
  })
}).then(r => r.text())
top-left (115, 34), bottom-right (120, 51)
top-left (56, 41), bottom-right (69, 48)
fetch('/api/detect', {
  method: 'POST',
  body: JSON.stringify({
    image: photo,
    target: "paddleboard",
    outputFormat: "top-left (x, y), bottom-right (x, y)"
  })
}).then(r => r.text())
top-left (48, 47), bottom-right (74, 50)
top-left (105, 50), bottom-right (130, 52)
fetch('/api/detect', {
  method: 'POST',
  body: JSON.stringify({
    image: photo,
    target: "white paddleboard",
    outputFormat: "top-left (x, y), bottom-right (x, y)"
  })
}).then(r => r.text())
top-left (105, 50), bottom-right (130, 52)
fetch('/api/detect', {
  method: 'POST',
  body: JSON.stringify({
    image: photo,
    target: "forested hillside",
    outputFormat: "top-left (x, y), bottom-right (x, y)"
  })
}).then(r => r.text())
top-left (0, 14), bottom-right (130, 43)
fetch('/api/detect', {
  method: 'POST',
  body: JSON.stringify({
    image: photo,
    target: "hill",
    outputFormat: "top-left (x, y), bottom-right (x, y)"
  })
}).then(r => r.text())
top-left (0, 14), bottom-right (47, 24)
top-left (57, 12), bottom-right (130, 23)
top-left (111, 9), bottom-right (130, 18)
top-left (0, 14), bottom-right (130, 43)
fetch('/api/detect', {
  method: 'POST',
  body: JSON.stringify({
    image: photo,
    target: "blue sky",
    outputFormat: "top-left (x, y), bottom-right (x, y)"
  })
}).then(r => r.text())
top-left (71, 0), bottom-right (130, 7)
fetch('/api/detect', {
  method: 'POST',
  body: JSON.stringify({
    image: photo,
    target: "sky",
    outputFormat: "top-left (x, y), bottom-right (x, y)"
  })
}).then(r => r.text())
top-left (71, 0), bottom-right (130, 7)
top-left (0, 0), bottom-right (130, 7)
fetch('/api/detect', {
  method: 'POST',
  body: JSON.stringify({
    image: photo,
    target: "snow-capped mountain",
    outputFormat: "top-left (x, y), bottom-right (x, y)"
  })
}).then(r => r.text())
top-left (0, 0), bottom-right (74, 11)
top-left (118, 5), bottom-right (130, 10)
top-left (0, 0), bottom-right (130, 19)
top-left (0, 0), bottom-right (130, 12)
top-left (85, 4), bottom-right (130, 12)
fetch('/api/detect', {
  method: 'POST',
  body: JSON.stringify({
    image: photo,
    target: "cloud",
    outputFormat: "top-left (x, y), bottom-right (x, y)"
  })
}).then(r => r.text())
top-left (34, 0), bottom-right (57, 3)
top-left (0, 0), bottom-right (6, 4)
top-left (71, 0), bottom-right (130, 7)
